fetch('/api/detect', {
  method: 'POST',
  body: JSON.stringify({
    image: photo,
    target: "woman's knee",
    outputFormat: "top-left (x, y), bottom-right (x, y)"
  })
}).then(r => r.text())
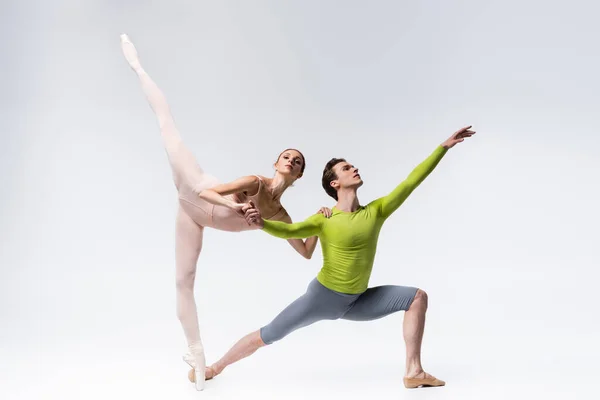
top-left (176, 271), bottom-right (195, 291)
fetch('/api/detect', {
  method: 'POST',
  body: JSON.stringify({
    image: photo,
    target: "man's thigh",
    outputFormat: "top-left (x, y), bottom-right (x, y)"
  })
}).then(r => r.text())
top-left (342, 285), bottom-right (419, 321)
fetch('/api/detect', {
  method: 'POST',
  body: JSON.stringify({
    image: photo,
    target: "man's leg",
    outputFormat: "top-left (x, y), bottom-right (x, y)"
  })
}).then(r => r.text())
top-left (342, 285), bottom-right (444, 388)
top-left (402, 289), bottom-right (444, 387)
top-left (204, 279), bottom-right (352, 380)
top-left (203, 330), bottom-right (265, 380)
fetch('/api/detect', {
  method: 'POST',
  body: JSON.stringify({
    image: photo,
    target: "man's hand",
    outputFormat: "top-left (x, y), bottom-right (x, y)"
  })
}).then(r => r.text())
top-left (316, 206), bottom-right (332, 218)
top-left (244, 204), bottom-right (264, 228)
top-left (441, 126), bottom-right (476, 149)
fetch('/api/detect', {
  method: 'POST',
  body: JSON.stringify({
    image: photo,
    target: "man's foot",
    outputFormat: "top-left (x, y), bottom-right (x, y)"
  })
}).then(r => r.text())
top-left (120, 33), bottom-right (143, 72)
top-left (205, 365), bottom-right (219, 380)
top-left (403, 371), bottom-right (445, 389)
top-left (187, 365), bottom-right (219, 382)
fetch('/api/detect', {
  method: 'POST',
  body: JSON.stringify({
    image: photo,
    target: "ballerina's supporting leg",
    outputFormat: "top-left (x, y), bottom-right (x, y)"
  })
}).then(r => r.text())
top-left (175, 208), bottom-right (206, 391)
top-left (121, 34), bottom-right (209, 391)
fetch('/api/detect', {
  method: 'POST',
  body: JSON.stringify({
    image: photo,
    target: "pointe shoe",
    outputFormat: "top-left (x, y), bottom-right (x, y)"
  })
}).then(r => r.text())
top-left (403, 375), bottom-right (445, 389)
top-left (183, 352), bottom-right (197, 368)
top-left (119, 33), bottom-right (143, 72)
top-left (184, 352), bottom-right (218, 382)
top-left (183, 349), bottom-right (206, 391)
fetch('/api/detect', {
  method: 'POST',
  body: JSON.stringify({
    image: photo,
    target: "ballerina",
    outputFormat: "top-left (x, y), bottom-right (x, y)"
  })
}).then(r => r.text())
top-left (119, 34), bottom-right (330, 391)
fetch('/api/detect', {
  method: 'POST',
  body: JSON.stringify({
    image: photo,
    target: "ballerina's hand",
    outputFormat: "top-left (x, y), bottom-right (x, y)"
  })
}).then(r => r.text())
top-left (317, 207), bottom-right (333, 218)
top-left (242, 200), bottom-right (256, 213)
top-left (232, 201), bottom-right (255, 217)
top-left (231, 203), bottom-right (246, 216)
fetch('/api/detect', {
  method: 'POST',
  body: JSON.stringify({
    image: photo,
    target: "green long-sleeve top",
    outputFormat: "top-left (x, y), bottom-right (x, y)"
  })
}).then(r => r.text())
top-left (262, 145), bottom-right (448, 294)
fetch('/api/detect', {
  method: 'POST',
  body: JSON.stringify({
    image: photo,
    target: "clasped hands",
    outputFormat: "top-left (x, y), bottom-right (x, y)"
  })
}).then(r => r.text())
top-left (238, 201), bottom-right (332, 228)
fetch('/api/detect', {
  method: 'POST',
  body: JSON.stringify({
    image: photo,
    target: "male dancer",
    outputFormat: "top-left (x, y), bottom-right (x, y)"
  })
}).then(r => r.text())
top-left (197, 126), bottom-right (475, 389)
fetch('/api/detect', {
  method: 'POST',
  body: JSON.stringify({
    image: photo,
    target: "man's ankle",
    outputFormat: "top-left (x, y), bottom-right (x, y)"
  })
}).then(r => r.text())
top-left (405, 362), bottom-right (424, 377)
top-left (212, 363), bottom-right (224, 375)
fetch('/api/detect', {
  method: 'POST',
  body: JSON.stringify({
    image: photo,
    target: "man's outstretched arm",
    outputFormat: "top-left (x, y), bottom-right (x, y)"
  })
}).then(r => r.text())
top-left (245, 206), bottom-right (324, 239)
top-left (378, 126), bottom-right (476, 219)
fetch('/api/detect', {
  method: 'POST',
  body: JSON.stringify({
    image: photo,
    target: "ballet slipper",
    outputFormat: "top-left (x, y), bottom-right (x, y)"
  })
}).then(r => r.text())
top-left (188, 365), bottom-right (218, 382)
top-left (403, 375), bottom-right (445, 389)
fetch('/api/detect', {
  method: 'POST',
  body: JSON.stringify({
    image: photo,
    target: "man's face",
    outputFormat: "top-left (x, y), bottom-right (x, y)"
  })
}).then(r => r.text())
top-left (331, 161), bottom-right (363, 191)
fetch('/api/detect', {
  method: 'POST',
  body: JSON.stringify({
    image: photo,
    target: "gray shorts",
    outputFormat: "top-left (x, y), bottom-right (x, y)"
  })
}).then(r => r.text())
top-left (260, 278), bottom-right (418, 345)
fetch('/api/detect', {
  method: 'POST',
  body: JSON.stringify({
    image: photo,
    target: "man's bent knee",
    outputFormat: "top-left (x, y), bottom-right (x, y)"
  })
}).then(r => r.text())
top-left (409, 289), bottom-right (428, 310)
top-left (253, 330), bottom-right (267, 347)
